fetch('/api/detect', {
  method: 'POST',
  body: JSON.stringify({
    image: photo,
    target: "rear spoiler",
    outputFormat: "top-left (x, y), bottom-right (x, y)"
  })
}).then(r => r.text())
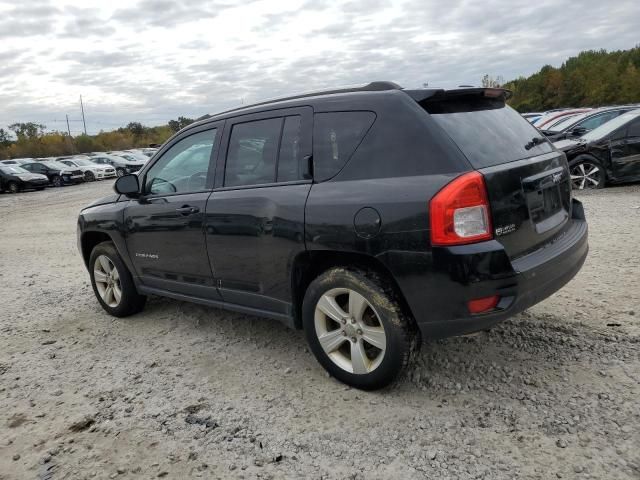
top-left (403, 87), bottom-right (512, 103)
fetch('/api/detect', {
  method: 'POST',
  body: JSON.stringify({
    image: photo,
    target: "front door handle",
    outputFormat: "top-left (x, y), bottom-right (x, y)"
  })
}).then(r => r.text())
top-left (176, 205), bottom-right (200, 215)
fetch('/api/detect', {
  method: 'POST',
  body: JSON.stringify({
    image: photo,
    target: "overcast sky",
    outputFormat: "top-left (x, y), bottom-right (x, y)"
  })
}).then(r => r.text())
top-left (1, 0), bottom-right (638, 135)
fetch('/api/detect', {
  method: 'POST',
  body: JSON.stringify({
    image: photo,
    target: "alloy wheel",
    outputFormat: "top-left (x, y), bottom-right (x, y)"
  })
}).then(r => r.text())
top-left (116, 168), bottom-right (125, 177)
top-left (314, 288), bottom-right (386, 374)
top-left (8, 182), bottom-right (19, 194)
top-left (84, 171), bottom-right (95, 182)
top-left (93, 255), bottom-right (122, 308)
top-left (570, 162), bottom-right (602, 190)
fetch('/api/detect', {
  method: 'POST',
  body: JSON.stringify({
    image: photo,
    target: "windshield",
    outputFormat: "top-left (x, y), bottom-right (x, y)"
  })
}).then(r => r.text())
top-left (581, 110), bottom-right (640, 142)
top-left (72, 159), bottom-right (95, 166)
top-left (41, 161), bottom-right (70, 170)
top-left (0, 166), bottom-right (28, 174)
top-left (425, 98), bottom-right (553, 168)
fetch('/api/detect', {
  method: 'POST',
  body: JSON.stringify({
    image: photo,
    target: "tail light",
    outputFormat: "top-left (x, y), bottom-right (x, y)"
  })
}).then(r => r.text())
top-left (468, 295), bottom-right (500, 314)
top-left (430, 171), bottom-right (492, 246)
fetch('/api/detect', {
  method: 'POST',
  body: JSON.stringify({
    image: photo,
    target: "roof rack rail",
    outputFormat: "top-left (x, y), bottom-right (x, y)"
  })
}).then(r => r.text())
top-left (217, 81), bottom-right (402, 116)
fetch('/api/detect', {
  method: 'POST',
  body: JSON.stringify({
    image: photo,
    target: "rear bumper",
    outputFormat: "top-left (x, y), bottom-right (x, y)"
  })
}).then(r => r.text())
top-left (385, 199), bottom-right (588, 340)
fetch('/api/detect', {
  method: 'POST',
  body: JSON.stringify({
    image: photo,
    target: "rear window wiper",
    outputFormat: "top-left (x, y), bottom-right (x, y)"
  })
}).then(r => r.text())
top-left (525, 136), bottom-right (547, 150)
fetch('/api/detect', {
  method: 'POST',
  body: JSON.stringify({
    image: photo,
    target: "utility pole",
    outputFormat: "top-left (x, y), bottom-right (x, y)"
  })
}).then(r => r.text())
top-left (80, 95), bottom-right (87, 135)
top-left (66, 114), bottom-right (75, 154)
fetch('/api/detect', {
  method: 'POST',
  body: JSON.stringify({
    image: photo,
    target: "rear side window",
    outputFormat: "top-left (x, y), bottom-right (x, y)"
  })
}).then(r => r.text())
top-left (313, 111), bottom-right (376, 181)
top-left (424, 98), bottom-right (553, 168)
top-left (225, 118), bottom-right (282, 187)
top-left (627, 119), bottom-right (640, 138)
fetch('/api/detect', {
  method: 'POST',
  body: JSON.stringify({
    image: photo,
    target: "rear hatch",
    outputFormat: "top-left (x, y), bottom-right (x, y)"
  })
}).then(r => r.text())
top-left (417, 89), bottom-right (572, 259)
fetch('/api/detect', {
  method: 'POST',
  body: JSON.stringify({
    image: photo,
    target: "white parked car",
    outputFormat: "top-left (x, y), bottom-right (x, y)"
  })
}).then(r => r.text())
top-left (58, 158), bottom-right (117, 181)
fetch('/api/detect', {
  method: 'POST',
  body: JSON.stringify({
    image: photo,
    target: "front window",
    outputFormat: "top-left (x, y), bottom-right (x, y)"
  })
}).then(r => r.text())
top-left (224, 118), bottom-right (282, 187)
top-left (145, 129), bottom-right (217, 195)
top-left (582, 111), bottom-right (640, 142)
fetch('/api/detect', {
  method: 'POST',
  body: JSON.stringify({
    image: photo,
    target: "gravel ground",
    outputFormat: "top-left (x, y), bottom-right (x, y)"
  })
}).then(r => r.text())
top-left (0, 181), bottom-right (638, 480)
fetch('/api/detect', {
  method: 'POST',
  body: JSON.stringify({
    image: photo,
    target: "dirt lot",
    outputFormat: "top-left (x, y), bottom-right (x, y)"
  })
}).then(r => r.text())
top-left (0, 181), bottom-right (638, 480)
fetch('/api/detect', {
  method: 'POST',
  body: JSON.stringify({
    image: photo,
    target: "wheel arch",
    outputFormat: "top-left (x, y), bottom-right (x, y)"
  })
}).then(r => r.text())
top-left (80, 231), bottom-right (114, 269)
top-left (290, 250), bottom-right (415, 330)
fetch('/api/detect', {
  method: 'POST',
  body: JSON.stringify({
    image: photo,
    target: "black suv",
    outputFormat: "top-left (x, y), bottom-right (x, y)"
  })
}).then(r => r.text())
top-left (78, 82), bottom-right (588, 390)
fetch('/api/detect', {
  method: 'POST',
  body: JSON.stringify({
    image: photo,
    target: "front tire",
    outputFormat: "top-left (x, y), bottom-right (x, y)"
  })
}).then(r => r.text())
top-left (84, 171), bottom-right (96, 182)
top-left (116, 168), bottom-right (125, 178)
top-left (89, 241), bottom-right (146, 317)
top-left (8, 182), bottom-right (20, 194)
top-left (302, 268), bottom-right (418, 390)
top-left (570, 158), bottom-right (605, 190)
top-left (52, 175), bottom-right (63, 187)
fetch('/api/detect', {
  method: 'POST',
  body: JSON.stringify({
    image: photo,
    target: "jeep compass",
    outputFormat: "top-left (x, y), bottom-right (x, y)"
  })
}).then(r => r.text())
top-left (77, 82), bottom-right (588, 390)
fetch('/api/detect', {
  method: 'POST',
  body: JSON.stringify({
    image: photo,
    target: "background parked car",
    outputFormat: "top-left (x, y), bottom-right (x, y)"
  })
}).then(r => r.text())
top-left (58, 158), bottom-right (117, 181)
top-left (535, 108), bottom-right (592, 129)
top-left (110, 151), bottom-right (150, 164)
top-left (0, 165), bottom-right (49, 193)
top-left (542, 106), bottom-right (638, 140)
top-left (21, 161), bottom-right (85, 187)
top-left (0, 158), bottom-right (34, 166)
top-left (554, 109), bottom-right (640, 189)
top-left (90, 154), bottom-right (145, 177)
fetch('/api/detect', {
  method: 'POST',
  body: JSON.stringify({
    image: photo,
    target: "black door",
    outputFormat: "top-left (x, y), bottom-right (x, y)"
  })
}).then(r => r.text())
top-left (124, 124), bottom-right (223, 300)
top-left (205, 107), bottom-right (313, 315)
top-left (613, 119), bottom-right (640, 181)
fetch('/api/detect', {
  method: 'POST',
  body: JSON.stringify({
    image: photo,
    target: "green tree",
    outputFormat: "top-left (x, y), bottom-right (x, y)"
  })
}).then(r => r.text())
top-left (0, 128), bottom-right (11, 147)
top-left (168, 116), bottom-right (194, 133)
top-left (8, 122), bottom-right (45, 141)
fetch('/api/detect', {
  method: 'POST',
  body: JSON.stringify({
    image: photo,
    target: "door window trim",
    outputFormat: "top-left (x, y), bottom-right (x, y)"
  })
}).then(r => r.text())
top-left (214, 106), bottom-right (313, 189)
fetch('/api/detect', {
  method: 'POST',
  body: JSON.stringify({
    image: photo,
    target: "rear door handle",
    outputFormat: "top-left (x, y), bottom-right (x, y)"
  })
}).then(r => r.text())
top-left (176, 205), bottom-right (200, 215)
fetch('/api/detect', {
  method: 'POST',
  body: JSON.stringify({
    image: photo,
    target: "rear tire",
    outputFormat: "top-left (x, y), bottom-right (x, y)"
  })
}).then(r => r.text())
top-left (89, 241), bottom-right (146, 317)
top-left (570, 157), bottom-right (605, 190)
top-left (302, 267), bottom-right (418, 390)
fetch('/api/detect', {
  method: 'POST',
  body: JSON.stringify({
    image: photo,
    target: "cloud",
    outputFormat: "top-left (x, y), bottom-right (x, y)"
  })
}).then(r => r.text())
top-left (1, 0), bottom-right (639, 134)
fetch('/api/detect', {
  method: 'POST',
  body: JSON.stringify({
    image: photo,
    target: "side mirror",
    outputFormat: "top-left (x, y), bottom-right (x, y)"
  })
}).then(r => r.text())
top-left (114, 174), bottom-right (140, 197)
top-left (570, 127), bottom-right (587, 136)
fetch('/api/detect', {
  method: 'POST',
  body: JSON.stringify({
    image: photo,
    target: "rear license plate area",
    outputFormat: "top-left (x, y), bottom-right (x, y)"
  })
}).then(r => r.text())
top-left (523, 167), bottom-right (569, 234)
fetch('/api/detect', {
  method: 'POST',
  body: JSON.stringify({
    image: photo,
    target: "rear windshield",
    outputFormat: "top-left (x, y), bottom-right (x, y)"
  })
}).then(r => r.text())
top-left (423, 97), bottom-right (553, 168)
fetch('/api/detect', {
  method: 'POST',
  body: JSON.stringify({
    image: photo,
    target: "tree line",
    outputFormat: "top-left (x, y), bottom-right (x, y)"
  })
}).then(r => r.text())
top-left (502, 46), bottom-right (640, 112)
top-left (0, 116), bottom-right (195, 160)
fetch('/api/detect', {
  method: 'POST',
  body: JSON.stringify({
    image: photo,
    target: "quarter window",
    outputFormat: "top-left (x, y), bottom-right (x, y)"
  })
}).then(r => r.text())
top-left (313, 112), bottom-right (376, 181)
top-left (224, 118), bottom-right (282, 187)
top-left (145, 129), bottom-right (216, 195)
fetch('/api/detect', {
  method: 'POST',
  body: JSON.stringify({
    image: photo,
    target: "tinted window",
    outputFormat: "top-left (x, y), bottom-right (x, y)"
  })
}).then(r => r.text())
top-left (313, 111), bottom-right (375, 181)
top-left (277, 116), bottom-right (302, 182)
top-left (425, 98), bottom-right (553, 168)
top-left (627, 119), bottom-right (640, 138)
top-left (578, 112), bottom-right (620, 131)
top-left (225, 118), bottom-right (281, 187)
top-left (145, 129), bottom-right (216, 195)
